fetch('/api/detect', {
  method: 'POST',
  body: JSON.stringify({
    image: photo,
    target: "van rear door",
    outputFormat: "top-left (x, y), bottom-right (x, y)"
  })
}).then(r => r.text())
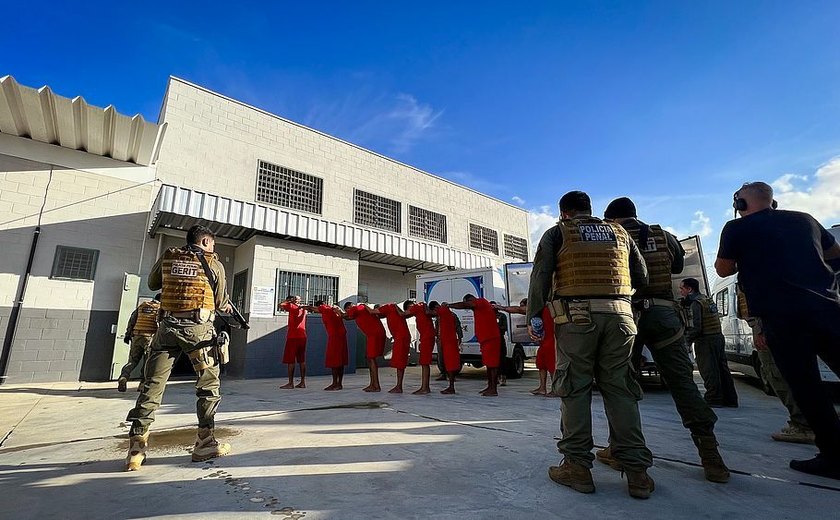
top-left (503, 262), bottom-right (534, 347)
top-left (673, 235), bottom-right (711, 297)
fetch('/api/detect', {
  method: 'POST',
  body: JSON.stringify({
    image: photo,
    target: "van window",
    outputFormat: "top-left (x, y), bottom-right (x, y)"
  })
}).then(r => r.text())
top-left (714, 289), bottom-right (729, 317)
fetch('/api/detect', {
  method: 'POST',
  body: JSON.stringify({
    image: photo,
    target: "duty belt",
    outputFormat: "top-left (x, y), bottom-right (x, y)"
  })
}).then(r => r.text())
top-left (632, 298), bottom-right (677, 311)
top-left (161, 309), bottom-right (215, 323)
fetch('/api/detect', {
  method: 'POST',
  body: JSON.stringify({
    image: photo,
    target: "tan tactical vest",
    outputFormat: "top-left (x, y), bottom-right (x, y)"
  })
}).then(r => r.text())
top-left (133, 300), bottom-right (160, 336)
top-left (554, 217), bottom-right (633, 297)
top-left (698, 296), bottom-right (722, 335)
top-left (624, 224), bottom-right (674, 299)
top-left (160, 248), bottom-right (216, 313)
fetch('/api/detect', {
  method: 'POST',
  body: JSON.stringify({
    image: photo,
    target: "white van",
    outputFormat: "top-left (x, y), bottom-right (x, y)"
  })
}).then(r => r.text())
top-left (416, 263), bottom-right (538, 378)
top-left (713, 224), bottom-right (840, 391)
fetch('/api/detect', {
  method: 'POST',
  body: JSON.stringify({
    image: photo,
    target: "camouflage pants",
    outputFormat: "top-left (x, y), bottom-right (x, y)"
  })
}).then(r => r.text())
top-left (119, 335), bottom-right (153, 382)
top-left (553, 311), bottom-right (653, 470)
top-left (127, 317), bottom-right (221, 436)
top-left (757, 349), bottom-right (810, 430)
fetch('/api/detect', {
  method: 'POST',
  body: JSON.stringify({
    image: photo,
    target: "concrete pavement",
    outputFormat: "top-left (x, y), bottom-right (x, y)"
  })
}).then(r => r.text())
top-left (0, 366), bottom-right (837, 519)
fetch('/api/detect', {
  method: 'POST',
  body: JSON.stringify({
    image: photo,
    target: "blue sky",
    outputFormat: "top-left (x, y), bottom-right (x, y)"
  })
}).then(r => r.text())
top-left (3, 1), bottom-right (840, 273)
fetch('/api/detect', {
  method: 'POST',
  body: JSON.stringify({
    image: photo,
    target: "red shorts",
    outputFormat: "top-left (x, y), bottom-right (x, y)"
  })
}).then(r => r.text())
top-left (442, 341), bottom-right (461, 372)
top-left (390, 336), bottom-right (410, 369)
top-left (282, 337), bottom-right (306, 364)
top-left (366, 333), bottom-right (386, 360)
top-left (325, 336), bottom-right (348, 368)
top-left (480, 337), bottom-right (501, 368)
top-left (418, 336), bottom-right (435, 366)
top-left (535, 343), bottom-right (556, 373)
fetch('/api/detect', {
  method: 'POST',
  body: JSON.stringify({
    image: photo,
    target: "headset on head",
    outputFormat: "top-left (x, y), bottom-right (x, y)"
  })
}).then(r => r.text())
top-left (733, 183), bottom-right (778, 217)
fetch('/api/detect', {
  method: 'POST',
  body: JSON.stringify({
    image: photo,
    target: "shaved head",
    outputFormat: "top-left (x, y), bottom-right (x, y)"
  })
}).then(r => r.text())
top-left (735, 182), bottom-right (774, 215)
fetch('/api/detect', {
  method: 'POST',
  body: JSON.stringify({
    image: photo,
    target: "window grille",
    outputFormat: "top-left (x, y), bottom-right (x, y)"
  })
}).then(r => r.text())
top-left (51, 246), bottom-right (99, 281)
top-left (469, 224), bottom-right (499, 255)
top-left (354, 189), bottom-right (401, 232)
top-left (276, 270), bottom-right (339, 310)
top-left (257, 160), bottom-right (323, 214)
top-left (504, 234), bottom-right (529, 261)
top-left (409, 205), bottom-right (447, 243)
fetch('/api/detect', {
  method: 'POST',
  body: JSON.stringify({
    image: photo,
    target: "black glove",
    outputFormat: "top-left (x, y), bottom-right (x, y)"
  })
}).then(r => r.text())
top-left (123, 336), bottom-right (131, 345)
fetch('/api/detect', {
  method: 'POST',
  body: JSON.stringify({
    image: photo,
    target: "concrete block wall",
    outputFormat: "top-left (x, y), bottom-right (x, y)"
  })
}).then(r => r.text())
top-left (155, 78), bottom-right (531, 264)
top-left (357, 264), bottom-right (416, 305)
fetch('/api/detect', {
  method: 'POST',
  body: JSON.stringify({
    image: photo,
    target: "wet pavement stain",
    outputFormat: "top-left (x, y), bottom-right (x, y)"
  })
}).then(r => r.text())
top-left (196, 464), bottom-right (307, 517)
top-left (116, 427), bottom-right (240, 453)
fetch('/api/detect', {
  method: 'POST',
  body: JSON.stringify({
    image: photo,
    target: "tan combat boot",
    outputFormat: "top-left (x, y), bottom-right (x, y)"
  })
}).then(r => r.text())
top-left (625, 468), bottom-right (655, 499)
top-left (692, 434), bottom-right (730, 483)
top-left (771, 423), bottom-right (816, 445)
top-left (548, 459), bottom-right (596, 494)
top-left (125, 431), bottom-right (150, 471)
top-left (595, 446), bottom-right (623, 471)
top-left (192, 427), bottom-right (231, 462)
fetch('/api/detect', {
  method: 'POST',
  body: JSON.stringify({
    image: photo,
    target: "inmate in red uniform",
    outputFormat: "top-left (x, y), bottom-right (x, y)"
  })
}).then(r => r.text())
top-left (535, 306), bottom-right (556, 373)
top-left (472, 297), bottom-right (501, 369)
top-left (347, 304), bottom-right (386, 359)
top-left (318, 304), bottom-right (348, 368)
top-left (437, 305), bottom-right (461, 372)
top-left (408, 303), bottom-right (436, 365)
top-left (380, 304), bottom-right (411, 370)
top-left (280, 301), bottom-right (307, 363)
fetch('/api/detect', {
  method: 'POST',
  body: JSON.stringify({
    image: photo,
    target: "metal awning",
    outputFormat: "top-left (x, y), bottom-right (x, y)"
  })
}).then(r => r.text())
top-left (0, 75), bottom-right (164, 165)
top-left (149, 184), bottom-right (492, 272)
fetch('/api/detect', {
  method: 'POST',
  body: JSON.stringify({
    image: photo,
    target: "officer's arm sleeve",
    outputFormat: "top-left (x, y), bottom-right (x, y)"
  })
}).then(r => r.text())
top-left (668, 233), bottom-right (686, 274)
top-left (147, 256), bottom-right (164, 291)
top-left (454, 315), bottom-right (463, 339)
top-left (686, 301), bottom-right (702, 343)
top-left (628, 239), bottom-right (649, 290)
top-left (212, 260), bottom-right (231, 309)
top-left (125, 309), bottom-right (138, 338)
top-left (526, 228), bottom-right (561, 321)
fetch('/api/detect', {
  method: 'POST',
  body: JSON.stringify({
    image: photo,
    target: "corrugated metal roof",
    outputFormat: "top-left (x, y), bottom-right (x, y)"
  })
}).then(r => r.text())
top-left (0, 75), bottom-right (164, 165)
top-left (150, 184), bottom-right (493, 271)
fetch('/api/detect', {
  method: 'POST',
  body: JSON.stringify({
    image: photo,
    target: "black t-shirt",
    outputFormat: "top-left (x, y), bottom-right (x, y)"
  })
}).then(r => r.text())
top-left (717, 209), bottom-right (838, 316)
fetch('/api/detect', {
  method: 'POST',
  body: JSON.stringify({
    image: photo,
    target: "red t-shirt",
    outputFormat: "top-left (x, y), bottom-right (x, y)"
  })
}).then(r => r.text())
top-left (280, 301), bottom-right (307, 339)
top-left (437, 305), bottom-right (458, 343)
top-left (379, 303), bottom-right (410, 340)
top-left (318, 304), bottom-right (346, 338)
top-left (348, 304), bottom-right (386, 337)
top-left (408, 303), bottom-right (435, 340)
top-left (472, 297), bottom-right (500, 342)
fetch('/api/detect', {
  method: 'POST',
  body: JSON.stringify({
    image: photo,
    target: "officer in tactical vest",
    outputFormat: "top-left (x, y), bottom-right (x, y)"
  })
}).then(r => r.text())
top-left (124, 225), bottom-right (233, 471)
top-left (117, 294), bottom-right (161, 392)
top-left (602, 197), bottom-right (730, 484)
top-left (527, 191), bottom-right (655, 499)
top-left (680, 277), bottom-right (738, 407)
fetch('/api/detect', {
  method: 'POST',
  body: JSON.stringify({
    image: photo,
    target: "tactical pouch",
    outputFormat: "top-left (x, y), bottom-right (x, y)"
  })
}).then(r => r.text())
top-left (187, 346), bottom-right (215, 373)
top-left (214, 341), bottom-right (229, 365)
top-left (548, 299), bottom-right (570, 325)
top-left (567, 300), bottom-right (593, 325)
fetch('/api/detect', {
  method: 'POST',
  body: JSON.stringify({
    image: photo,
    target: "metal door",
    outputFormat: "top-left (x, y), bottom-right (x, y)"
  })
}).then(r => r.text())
top-left (109, 273), bottom-right (140, 380)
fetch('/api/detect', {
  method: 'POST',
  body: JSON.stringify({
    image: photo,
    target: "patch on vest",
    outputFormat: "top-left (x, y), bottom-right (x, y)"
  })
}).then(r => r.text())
top-left (642, 237), bottom-right (658, 252)
top-left (170, 260), bottom-right (199, 277)
top-left (140, 307), bottom-right (156, 314)
top-left (578, 224), bottom-right (616, 242)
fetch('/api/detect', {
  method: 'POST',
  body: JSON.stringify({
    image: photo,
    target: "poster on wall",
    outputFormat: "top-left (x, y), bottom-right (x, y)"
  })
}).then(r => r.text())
top-left (250, 286), bottom-right (276, 318)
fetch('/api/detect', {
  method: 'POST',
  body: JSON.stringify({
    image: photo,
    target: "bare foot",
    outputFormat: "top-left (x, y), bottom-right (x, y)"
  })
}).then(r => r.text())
top-left (546, 391), bottom-right (561, 398)
top-left (334, 384), bottom-right (343, 390)
top-left (478, 387), bottom-right (489, 394)
top-left (324, 384), bottom-right (336, 391)
top-left (295, 382), bottom-right (306, 388)
top-left (279, 382), bottom-right (295, 389)
top-left (363, 386), bottom-right (381, 392)
top-left (387, 386), bottom-right (403, 394)
top-left (412, 388), bottom-right (431, 395)
top-left (481, 390), bottom-right (498, 397)
top-left (530, 388), bottom-right (546, 395)
top-left (440, 387), bottom-right (455, 394)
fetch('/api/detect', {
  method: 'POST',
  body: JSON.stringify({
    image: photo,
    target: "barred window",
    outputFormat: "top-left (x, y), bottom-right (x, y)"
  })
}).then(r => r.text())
top-left (354, 189), bottom-right (401, 232)
top-left (51, 246), bottom-right (99, 281)
top-left (276, 270), bottom-right (339, 310)
top-left (469, 224), bottom-right (499, 255)
top-left (504, 234), bottom-right (529, 261)
top-left (256, 160), bottom-right (323, 214)
top-left (409, 205), bottom-right (447, 243)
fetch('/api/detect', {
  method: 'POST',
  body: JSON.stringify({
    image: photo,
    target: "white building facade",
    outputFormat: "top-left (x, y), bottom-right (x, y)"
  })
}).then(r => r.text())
top-left (0, 76), bottom-right (530, 383)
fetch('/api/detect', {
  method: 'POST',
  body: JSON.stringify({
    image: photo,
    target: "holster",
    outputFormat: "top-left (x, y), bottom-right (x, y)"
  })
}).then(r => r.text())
top-left (213, 339), bottom-right (229, 366)
top-left (187, 346), bottom-right (215, 373)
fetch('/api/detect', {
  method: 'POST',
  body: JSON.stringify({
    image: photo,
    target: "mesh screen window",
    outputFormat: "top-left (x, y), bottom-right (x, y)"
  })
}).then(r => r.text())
top-left (469, 224), bottom-right (499, 255)
top-left (51, 246), bottom-right (99, 281)
top-left (276, 270), bottom-right (339, 310)
top-left (504, 234), bottom-right (529, 261)
top-left (408, 205), bottom-right (447, 243)
top-left (353, 189), bottom-right (401, 232)
top-left (256, 160), bottom-right (323, 214)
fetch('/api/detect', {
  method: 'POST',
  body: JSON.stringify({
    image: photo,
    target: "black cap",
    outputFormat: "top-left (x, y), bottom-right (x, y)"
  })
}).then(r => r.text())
top-left (604, 197), bottom-right (637, 219)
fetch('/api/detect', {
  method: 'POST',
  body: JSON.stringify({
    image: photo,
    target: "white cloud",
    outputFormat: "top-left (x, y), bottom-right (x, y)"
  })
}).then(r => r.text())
top-left (386, 94), bottom-right (443, 154)
top-left (691, 210), bottom-right (712, 238)
top-left (772, 158), bottom-right (840, 224)
top-left (511, 195), bottom-right (526, 206)
top-left (527, 205), bottom-right (558, 257)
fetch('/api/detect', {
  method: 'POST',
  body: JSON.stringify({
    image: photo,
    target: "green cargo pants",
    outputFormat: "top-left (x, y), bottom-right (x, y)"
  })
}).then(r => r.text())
top-left (553, 310), bottom-right (653, 470)
top-left (636, 304), bottom-right (717, 437)
top-left (127, 317), bottom-right (221, 436)
top-left (757, 348), bottom-right (810, 430)
top-left (119, 335), bottom-right (153, 382)
top-left (693, 334), bottom-right (738, 406)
